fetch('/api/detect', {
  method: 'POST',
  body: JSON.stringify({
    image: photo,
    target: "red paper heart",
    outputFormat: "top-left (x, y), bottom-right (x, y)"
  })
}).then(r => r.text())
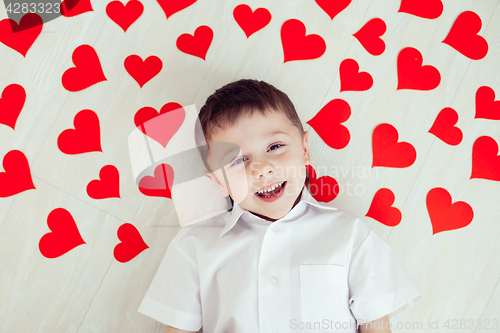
top-left (443, 11), bottom-right (488, 60)
top-left (114, 223), bottom-right (149, 263)
top-left (57, 109), bottom-right (102, 154)
top-left (372, 123), bottom-right (416, 168)
top-left (307, 99), bottom-right (350, 149)
top-left (61, 0), bottom-right (93, 17)
top-left (471, 136), bottom-right (500, 181)
top-left (0, 13), bottom-right (43, 57)
top-left (398, 0), bottom-right (443, 19)
top-left (315, 0), bottom-right (351, 20)
top-left (39, 208), bottom-right (86, 258)
top-left (475, 86), bottom-right (500, 120)
top-left (428, 107), bottom-right (463, 145)
top-left (87, 165), bottom-right (120, 199)
top-left (397, 47), bottom-right (441, 90)
top-left (134, 103), bottom-right (185, 148)
top-left (426, 187), bottom-right (474, 234)
top-left (176, 25), bottom-right (213, 60)
top-left (0, 84), bottom-right (26, 130)
top-left (353, 18), bottom-right (386, 56)
top-left (124, 55), bottom-right (163, 88)
top-left (306, 165), bottom-right (339, 203)
top-left (157, 0), bottom-right (197, 19)
top-left (366, 188), bottom-right (402, 227)
top-left (138, 164), bottom-right (174, 199)
top-left (233, 4), bottom-right (271, 38)
top-left (62, 44), bottom-right (107, 92)
top-left (339, 59), bottom-right (373, 92)
top-left (280, 19), bottom-right (326, 63)
top-left (0, 150), bottom-right (36, 197)
top-left (106, 0), bottom-right (144, 32)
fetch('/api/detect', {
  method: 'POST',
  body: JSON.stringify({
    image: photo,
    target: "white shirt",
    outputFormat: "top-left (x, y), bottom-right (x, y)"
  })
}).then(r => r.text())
top-left (138, 186), bottom-right (422, 332)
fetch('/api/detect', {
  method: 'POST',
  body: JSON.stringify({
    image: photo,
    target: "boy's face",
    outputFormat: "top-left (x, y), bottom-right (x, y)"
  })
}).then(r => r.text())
top-left (204, 109), bottom-right (310, 221)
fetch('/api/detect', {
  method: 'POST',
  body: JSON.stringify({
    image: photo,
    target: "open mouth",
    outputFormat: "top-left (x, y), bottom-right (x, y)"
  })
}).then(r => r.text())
top-left (254, 181), bottom-right (286, 199)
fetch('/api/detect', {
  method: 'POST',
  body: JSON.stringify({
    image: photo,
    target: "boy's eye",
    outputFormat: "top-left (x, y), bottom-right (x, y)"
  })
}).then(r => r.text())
top-left (268, 143), bottom-right (285, 151)
top-left (231, 157), bottom-right (247, 167)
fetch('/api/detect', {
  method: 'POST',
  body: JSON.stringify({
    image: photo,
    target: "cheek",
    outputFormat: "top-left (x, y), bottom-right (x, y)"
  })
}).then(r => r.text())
top-left (226, 168), bottom-right (249, 203)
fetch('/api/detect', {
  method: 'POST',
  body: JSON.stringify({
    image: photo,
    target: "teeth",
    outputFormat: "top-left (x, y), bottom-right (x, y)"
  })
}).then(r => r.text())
top-left (257, 182), bottom-right (284, 194)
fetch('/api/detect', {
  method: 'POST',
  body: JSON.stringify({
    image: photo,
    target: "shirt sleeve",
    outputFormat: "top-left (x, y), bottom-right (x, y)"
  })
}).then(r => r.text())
top-left (137, 230), bottom-right (202, 331)
top-left (348, 227), bottom-right (422, 324)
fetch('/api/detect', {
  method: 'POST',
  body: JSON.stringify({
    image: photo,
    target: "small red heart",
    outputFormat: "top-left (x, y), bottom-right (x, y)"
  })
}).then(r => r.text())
top-left (233, 4), bottom-right (271, 38)
top-left (306, 165), bottom-right (339, 203)
top-left (139, 164), bottom-right (174, 199)
top-left (471, 136), bottom-right (500, 181)
top-left (0, 13), bottom-right (43, 57)
top-left (366, 188), bottom-right (402, 227)
top-left (372, 123), bottom-right (416, 168)
top-left (280, 19), bottom-right (326, 63)
top-left (87, 165), bottom-right (120, 199)
top-left (61, 0), bottom-right (93, 17)
top-left (0, 150), bottom-right (36, 197)
top-left (426, 187), bottom-right (474, 234)
top-left (157, 0), bottom-right (197, 19)
top-left (124, 55), bottom-right (162, 88)
top-left (62, 44), bottom-right (107, 92)
top-left (39, 208), bottom-right (86, 258)
top-left (315, 0), bottom-right (351, 20)
top-left (429, 107), bottom-right (463, 145)
top-left (0, 84), bottom-right (26, 130)
top-left (353, 18), bottom-right (386, 56)
top-left (134, 103), bottom-right (185, 148)
top-left (307, 99), bottom-right (350, 149)
top-left (106, 0), bottom-right (144, 32)
top-left (398, 0), bottom-right (443, 19)
top-left (443, 11), bottom-right (488, 60)
top-left (57, 109), bottom-right (102, 154)
top-left (176, 25), bottom-right (213, 60)
top-left (475, 86), bottom-right (500, 120)
top-left (339, 59), bottom-right (373, 92)
top-left (397, 47), bottom-right (441, 90)
top-left (114, 223), bottom-right (149, 263)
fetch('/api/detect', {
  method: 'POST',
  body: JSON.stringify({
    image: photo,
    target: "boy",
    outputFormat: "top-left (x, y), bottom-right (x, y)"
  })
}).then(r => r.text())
top-left (138, 79), bottom-right (422, 332)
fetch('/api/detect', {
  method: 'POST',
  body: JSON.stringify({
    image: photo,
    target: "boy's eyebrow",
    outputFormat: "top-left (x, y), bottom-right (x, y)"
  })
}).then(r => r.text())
top-left (267, 130), bottom-right (290, 137)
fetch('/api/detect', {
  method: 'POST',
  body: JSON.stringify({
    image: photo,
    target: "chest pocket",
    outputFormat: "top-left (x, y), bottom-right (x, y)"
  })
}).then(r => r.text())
top-left (299, 264), bottom-right (353, 328)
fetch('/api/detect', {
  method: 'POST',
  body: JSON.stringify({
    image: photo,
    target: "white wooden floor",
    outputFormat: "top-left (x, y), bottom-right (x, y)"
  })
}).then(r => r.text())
top-left (1, 0), bottom-right (499, 332)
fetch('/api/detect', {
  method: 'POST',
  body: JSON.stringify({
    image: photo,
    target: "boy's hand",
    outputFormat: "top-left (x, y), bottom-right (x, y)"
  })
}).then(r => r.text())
top-left (359, 315), bottom-right (392, 333)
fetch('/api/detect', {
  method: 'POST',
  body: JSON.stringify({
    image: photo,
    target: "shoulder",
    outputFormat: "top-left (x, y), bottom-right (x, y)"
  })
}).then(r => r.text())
top-left (308, 204), bottom-right (373, 234)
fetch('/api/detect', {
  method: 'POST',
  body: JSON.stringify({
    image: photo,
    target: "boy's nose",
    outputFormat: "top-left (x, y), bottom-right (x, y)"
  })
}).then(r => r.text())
top-left (251, 161), bottom-right (274, 179)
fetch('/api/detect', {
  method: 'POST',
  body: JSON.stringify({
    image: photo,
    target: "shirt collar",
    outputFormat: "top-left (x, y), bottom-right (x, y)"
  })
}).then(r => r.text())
top-left (218, 185), bottom-right (337, 237)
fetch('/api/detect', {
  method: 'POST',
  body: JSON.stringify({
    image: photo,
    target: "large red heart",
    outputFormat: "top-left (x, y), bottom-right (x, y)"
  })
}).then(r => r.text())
top-left (428, 107), bottom-right (463, 146)
top-left (307, 99), bottom-right (350, 149)
top-left (62, 44), bottom-right (107, 92)
top-left (113, 223), bottom-right (149, 263)
top-left (366, 188), bottom-right (402, 227)
top-left (426, 187), bottom-right (474, 234)
top-left (134, 103), bottom-right (185, 148)
top-left (398, 0), bottom-right (443, 19)
top-left (353, 18), bottom-right (386, 56)
top-left (157, 0), bottom-right (197, 19)
top-left (57, 109), bottom-right (102, 154)
top-left (306, 164), bottom-right (339, 203)
top-left (315, 0), bottom-right (351, 20)
top-left (339, 59), bottom-right (373, 92)
top-left (443, 11), bottom-right (488, 60)
top-left (106, 0), bottom-right (144, 32)
top-left (124, 55), bottom-right (163, 88)
top-left (475, 86), bottom-right (500, 120)
top-left (61, 0), bottom-right (93, 17)
top-left (233, 4), bottom-right (271, 38)
top-left (471, 136), bottom-right (500, 181)
top-left (280, 19), bottom-right (326, 63)
top-left (87, 165), bottom-right (120, 199)
top-left (0, 13), bottom-right (43, 57)
top-left (372, 123), bottom-right (416, 168)
top-left (397, 47), bottom-right (441, 90)
top-left (0, 150), bottom-right (36, 197)
top-left (176, 25), bottom-right (213, 60)
top-left (0, 84), bottom-right (26, 130)
top-left (138, 164), bottom-right (175, 199)
top-left (39, 208), bottom-right (86, 258)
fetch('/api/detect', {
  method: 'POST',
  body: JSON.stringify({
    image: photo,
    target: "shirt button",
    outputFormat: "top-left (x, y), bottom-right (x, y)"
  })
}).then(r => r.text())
top-left (268, 275), bottom-right (277, 284)
top-left (271, 225), bottom-right (278, 232)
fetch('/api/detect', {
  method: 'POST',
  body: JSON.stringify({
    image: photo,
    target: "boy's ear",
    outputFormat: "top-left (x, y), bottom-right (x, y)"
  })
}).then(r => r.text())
top-left (203, 170), bottom-right (230, 197)
top-left (303, 130), bottom-right (311, 166)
